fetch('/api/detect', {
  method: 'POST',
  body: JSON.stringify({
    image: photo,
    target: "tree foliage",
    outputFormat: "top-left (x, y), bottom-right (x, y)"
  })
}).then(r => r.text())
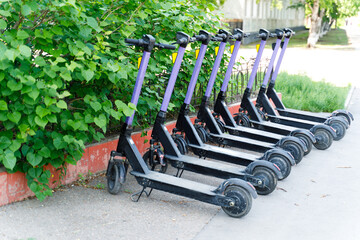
top-left (0, 0), bottom-right (228, 200)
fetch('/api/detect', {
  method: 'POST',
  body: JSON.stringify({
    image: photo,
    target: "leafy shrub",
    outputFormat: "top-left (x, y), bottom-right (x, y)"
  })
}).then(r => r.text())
top-left (0, 0), bottom-right (229, 200)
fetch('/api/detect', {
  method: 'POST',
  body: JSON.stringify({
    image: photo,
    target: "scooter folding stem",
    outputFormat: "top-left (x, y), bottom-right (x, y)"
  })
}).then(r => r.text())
top-left (204, 41), bottom-right (227, 98)
top-left (160, 46), bottom-right (186, 112)
top-left (220, 40), bottom-right (242, 92)
top-left (262, 38), bottom-right (281, 87)
top-left (184, 44), bottom-right (208, 105)
top-left (125, 51), bottom-right (151, 126)
top-left (271, 37), bottom-right (290, 84)
top-left (246, 39), bottom-right (266, 90)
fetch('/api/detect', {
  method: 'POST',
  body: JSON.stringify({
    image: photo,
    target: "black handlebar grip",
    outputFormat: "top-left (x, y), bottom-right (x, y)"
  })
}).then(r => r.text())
top-left (125, 38), bottom-right (140, 45)
top-left (244, 33), bottom-right (250, 38)
top-left (269, 33), bottom-right (276, 38)
top-left (211, 36), bottom-right (223, 41)
top-left (155, 43), bottom-right (176, 50)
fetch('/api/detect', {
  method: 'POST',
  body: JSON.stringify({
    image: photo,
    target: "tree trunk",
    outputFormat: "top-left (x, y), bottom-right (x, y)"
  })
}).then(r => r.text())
top-left (307, 0), bottom-right (323, 48)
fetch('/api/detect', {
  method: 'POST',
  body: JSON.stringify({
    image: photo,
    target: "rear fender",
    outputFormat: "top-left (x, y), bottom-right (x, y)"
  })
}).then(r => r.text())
top-left (214, 178), bottom-right (258, 199)
top-left (325, 116), bottom-right (349, 129)
top-left (260, 148), bottom-right (296, 166)
top-left (332, 109), bottom-right (354, 121)
top-left (275, 135), bottom-right (308, 153)
top-left (310, 124), bottom-right (337, 138)
top-left (245, 160), bottom-right (283, 180)
top-left (290, 129), bottom-right (316, 143)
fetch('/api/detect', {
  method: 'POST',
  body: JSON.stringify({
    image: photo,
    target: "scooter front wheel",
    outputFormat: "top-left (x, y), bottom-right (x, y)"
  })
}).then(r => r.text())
top-left (251, 167), bottom-right (277, 195)
top-left (143, 150), bottom-right (168, 173)
top-left (234, 113), bottom-right (251, 127)
top-left (221, 185), bottom-right (252, 218)
top-left (107, 163), bottom-right (122, 195)
top-left (281, 142), bottom-right (304, 164)
top-left (293, 133), bottom-right (312, 156)
top-left (329, 121), bottom-right (346, 141)
top-left (313, 129), bottom-right (333, 150)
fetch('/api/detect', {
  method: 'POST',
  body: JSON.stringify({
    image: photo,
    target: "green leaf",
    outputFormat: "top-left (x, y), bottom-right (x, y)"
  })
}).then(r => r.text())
top-left (4, 49), bottom-right (17, 62)
top-left (19, 45), bottom-right (31, 58)
top-left (27, 152), bottom-right (43, 167)
top-left (28, 88), bottom-right (40, 100)
top-left (3, 150), bottom-right (17, 170)
top-left (56, 100), bottom-right (67, 109)
top-left (47, 114), bottom-right (57, 123)
top-left (0, 19), bottom-right (7, 30)
top-left (9, 140), bottom-right (21, 152)
top-left (35, 57), bottom-right (47, 66)
top-left (87, 17), bottom-right (101, 32)
top-left (0, 136), bottom-right (11, 149)
top-left (36, 106), bottom-right (51, 118)
top-left (0, 100), bottom-right (8, 110)
top-left (7, 112), bottom-right (21, 124)
top-left (90, 101), bottom-right (102, 112)
top-left (81, 69), bottom-right (94, 82)
top-left (53, 137), bottom-right (67, 150)
top-left (94, 114), bottom-right (107, 131)
top-left (0, 10), bottom-right (11, 17)
top-left (35, 116), bottom-right (48, 128)
top-left (21, 4), bottom-right (32, 16)
top-left (38, 147), bottom-right (51, 158)
top-left (7, 80), bottom-right (22, 91)
top-left (17, 30), bottom-right (30, 40)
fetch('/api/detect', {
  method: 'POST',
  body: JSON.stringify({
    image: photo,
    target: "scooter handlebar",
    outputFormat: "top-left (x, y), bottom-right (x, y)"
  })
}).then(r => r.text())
top-left (211, 36), bottom-right (224, 42)
top-left (155, 42), bottom-right (176, 50)
top-left (254, 33), bottom-right (267, 39)
top-left (125, 38), bottom-right (142, 45)
top-left (269, 33), bottom-right (277, 38)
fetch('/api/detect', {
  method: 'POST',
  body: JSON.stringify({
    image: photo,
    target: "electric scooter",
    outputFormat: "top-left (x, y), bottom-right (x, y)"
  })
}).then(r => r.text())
top-left (236, 29), bottom-right (337, 150)
top-left (194, 28), bottom-right (304, 165)
top-left (254, 29), bottom-right (348, 142)
top-left (106, 34), bottom-right (257, 218)
top-left (146, 30), bottom-right (282, 195)
top-left (264, 28), bottom-right (353, 134)
top-left (173, 29), bottom-right (292, 180)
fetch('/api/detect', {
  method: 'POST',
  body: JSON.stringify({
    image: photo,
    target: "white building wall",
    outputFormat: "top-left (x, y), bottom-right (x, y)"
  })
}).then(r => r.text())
top-left (220, 0), bottom-right (305, 32)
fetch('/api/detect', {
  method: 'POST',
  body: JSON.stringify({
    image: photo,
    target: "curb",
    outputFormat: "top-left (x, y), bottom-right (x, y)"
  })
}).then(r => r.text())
top-left (345, 85), bottom-right (355, 110)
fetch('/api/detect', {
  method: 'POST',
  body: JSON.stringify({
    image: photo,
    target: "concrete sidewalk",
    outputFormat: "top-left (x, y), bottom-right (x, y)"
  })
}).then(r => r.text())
top-left (1, 27), bottom-right (359, 240)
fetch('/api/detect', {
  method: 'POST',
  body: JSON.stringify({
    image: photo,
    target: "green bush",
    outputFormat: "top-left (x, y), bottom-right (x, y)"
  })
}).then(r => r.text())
top-left (0, 0), bottom-right (228, 200)
top-left (275, 72), bottom-right (350, 112)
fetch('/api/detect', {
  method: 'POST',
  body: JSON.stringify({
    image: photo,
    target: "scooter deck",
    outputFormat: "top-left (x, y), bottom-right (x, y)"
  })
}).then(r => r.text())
top-left (164, 153), bottom-right (248, 179)
top-left (249, 119), bottom-right (298, 135)
top-left (208, 132), bottom-right (274, 152)
top-left (265, 113), bottom-right (319, 129)
top-left (224, 124), bottom-right (283, 143)
top-left (276, 108), bottom-right (328, 122)
top-left (131, 170), bottom-right (218, 195)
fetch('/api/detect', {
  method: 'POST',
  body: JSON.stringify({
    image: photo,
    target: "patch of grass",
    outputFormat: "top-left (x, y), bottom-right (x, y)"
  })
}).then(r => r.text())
top-left (242, 29), bottom-right (350, 49)
top-left (275, 72), bottom-right (350, 112)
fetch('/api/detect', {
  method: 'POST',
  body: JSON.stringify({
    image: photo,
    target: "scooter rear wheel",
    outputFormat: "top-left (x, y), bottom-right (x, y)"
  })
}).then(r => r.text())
top-left (251, 167), bottom-right (277, 195)
top-left (281, 142), bottom-right (304, 164)
top-left (195, 125), bottom-right (208, 143)
top-left (234, 113), bottom-right (251, 127)
top-left (313, 129), bottom-right (333, 150)
top-left (221, 185), bottom-right (252, 218)
top-left (107, 164), bottom-right (122, 195)
top-left (329, 121), bottom-right (346, 141)
top-left (174, 136), bottom-right (188, 155)
top-left (293, 133), bottom-right (312, 156)
top-left (268, 155), bottom-right (291, 180)
top-left (215, 118), bottom-right (226, 133)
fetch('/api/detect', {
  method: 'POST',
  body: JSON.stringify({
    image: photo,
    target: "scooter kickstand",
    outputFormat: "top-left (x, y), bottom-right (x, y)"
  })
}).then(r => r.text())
top-left (131, 187), bottom-right (153, 202)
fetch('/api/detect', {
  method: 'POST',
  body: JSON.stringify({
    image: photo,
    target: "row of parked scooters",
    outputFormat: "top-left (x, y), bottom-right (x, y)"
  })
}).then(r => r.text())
top-left (105, 28), bottom-right (354, 218)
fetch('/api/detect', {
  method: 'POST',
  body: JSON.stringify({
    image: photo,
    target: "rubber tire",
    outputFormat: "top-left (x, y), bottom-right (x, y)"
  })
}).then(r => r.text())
top-left (335, 113), bottom-right (351, 126)
top-left (195, 125), bottom-right (208, 143)
top-left (329, 121), bottom-right (346, 141)
top-left (268, 155), bottom-right (291, 180)
top-left (107, 163), bottom-right (122, 195)
top-left (252, 167), bottom-right (277, 195)
top-left (293, 133), bottom-right (312, 156)
top-left (281, 142), bottom-right (304, 164)
top-left (257, 108), bottom-right (267, 121)
top-left (143, 150), bottom-right (168, 173)
top-left (221, 185), bottom-right (252, 218)
top-left (313, 129), bottom-right (333, 150)
top-left (215, 118), bottom-right (226, 133)
top-left (234, 113), bottom-right (251, 127)
top-left (174, 137), bottom-right (187, 155)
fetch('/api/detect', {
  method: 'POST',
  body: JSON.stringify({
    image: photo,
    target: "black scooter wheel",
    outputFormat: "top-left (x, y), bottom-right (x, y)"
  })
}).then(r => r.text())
top-left (215, 118), bottom-right (226, 133)
top-left (313, 129), bottom-right (333, 150)
top-left (174, 136), bottom-right (188, 155)
top-left (195, 125), bottom-right (208, 143)
top-left (329, 121), bottom-right (346, 141)
top-left (221, 185), bottom-right (252, 218)
top-left (281, 142), bottom-right (304, 164)
top-left (107, 164), bottom-right (122, 195)
top-left (252, 167), bottom-right (277, 195)
top-left (257, 108), bottom-right (268, 121)
top-left (234, 113), bottom-right (251, 127)
top-left (293, 133), bottom-right (312, 156)
top-left (143, 150), bottom-right (168, 173)
top-left (268, 155), bottom-right (291, 180)
top-left (335, 113), bottom-right (351, 126)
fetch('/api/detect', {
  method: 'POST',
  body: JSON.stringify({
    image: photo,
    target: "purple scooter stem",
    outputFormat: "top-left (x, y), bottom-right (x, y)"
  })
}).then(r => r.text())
top-left (160, 46), bottom-right (186, 112)
top-left (262, 38), bottom-right (282, 87)
top-left (125, 51), bottom-right (151, 126)
top-left (220, 40), bottom-right (242, 92)
top-left (184, 44), bottom-right (208, 104)
top-left (270, 37), bottom-right (290, 84)
top-left (246, 40), bottom-right (267, 90)
top-left (204, 41), bottom-right (227, 97)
